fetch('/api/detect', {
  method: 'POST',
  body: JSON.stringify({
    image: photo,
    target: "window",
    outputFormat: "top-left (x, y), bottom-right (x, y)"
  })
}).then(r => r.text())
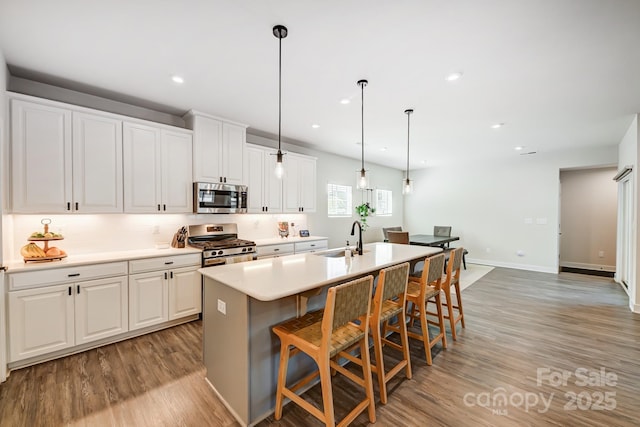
top-left (327, 183), bottom-right (352, 217)
top-left (375, 189), bottom-right (392, 216)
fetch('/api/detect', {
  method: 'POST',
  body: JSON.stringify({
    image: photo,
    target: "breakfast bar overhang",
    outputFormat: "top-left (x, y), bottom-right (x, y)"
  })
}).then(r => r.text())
top-left (200, 242), bottom-right (441, 426)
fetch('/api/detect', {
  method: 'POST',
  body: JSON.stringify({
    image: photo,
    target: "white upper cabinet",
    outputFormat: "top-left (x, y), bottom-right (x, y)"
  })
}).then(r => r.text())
top-left (72, 112), bottom-right (123, 213)
top-left (245, 144), bottom-right (282, 213)
top-left (11, 99), bottom-right (72, 213)
top-left (185, 111), bottom-right (246, 185)
top-left (123, 122), bottom-right (193, 213)
top-left (283, 153), bottom-right (317, 213)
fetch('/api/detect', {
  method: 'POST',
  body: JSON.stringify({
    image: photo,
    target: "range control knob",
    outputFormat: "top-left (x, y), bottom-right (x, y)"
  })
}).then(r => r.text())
top-left (241, 247), bottom-right (247, 252)
top-left (217, 250), bottom-right (224, 255)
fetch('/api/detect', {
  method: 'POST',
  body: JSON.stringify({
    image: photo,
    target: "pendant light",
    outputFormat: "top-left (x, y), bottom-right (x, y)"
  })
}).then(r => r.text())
top-left (273, 25), bottom-right (288, 179)
top-left (403, 108), bottom-right (414, 195)
top-left (357, 79), bottom-right (369, 189)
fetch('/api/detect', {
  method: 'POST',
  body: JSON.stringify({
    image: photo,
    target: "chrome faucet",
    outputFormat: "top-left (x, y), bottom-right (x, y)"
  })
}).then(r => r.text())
top-left (350, 221), bottom-right (363, 255)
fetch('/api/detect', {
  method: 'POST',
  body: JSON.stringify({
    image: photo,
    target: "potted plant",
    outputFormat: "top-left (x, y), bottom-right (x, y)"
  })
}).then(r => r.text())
top-left (355, 202), bottom-right (375, 231)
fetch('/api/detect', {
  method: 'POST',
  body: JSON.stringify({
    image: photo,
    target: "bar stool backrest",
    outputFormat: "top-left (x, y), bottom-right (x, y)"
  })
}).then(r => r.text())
top-left (380, 263), bottom-right (410, 302)
top-left (325, 276), bottom-right (373, 333)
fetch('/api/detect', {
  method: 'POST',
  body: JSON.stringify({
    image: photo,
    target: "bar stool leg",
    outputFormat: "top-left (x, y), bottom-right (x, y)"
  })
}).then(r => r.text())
top-left (395, 317), bottom-right (413, 379)
top-left (444, 288), bottom-right (458, 341)
top-left (435, 294), bottom-right (448, 349)
top-left (371, 320), bottom-right (388, 404)
top-left (418, 301), bottom-right (433, 366)
top-left (274, 341), bottom-right (290, 420)
top-left (455, 283), bottom-right (466, 328)
top-left (318, 355), bottom-right (335, 426)
top-left (360, 338), bottom-right (377, 423)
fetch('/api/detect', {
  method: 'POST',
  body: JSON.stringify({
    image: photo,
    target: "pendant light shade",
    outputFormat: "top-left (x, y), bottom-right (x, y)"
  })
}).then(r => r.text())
top-left (402, 109), bottom-right (414, 195)
top-left (273, 25), bottom-right (287, 179)
top-left (357, 79), bottom-right (368, 189)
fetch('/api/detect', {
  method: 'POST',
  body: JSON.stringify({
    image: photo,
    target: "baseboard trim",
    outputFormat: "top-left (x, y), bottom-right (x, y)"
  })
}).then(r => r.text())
top-left (466, 258), bottom-right (556, 274)
top-left (560, 261), bottom-right (615, 272)
top-left (630, 301), bottom-right (640, 314)
top-left (560, 267), bottom-right (615, 278)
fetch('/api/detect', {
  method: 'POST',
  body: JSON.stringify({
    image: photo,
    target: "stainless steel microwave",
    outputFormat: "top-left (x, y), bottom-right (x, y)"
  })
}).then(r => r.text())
top-left (193, 182), bottom-right (248, 214)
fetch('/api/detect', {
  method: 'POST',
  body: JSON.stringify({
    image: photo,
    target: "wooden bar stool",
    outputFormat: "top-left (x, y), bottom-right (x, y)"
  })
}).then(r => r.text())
top-left (369, 262), bottom-right (412, 404)
top-left (272, 276), bottom-right (376, 426)
top-left (403, 253), bottom-right (447, 365)
top-left (442, 247), bottom-right (465, 340)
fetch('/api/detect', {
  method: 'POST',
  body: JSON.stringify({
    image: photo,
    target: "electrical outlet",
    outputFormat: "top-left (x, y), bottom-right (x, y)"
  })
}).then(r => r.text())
top-left (598, 251), bottom-right (605, 258)
top-left (217, 299), bottom-right (226, 315)
top-left (486, 247), bottom-right (491, 253)
top-left (516, 250), bottom-right (525, 257)
top-left (152, 225), bottom-right (160, 234)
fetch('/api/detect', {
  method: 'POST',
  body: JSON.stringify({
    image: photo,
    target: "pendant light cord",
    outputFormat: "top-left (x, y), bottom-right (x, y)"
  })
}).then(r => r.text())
top-left (278, 33), bottom-right (282, 153)
top-left (361, 82), bottom-right (364, 170)
top-left (406, 110), bottom-right (410, 180)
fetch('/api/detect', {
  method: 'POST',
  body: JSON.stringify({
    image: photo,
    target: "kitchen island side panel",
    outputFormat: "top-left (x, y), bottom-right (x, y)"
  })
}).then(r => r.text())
top-left (248, 287), bottom-right (329, 422)
top-left (203, 277), bottom-right (250, 424)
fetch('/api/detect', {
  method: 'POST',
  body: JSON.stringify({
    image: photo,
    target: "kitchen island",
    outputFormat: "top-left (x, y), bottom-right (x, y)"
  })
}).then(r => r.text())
top-left (200, 242), bottom-right (441, 426)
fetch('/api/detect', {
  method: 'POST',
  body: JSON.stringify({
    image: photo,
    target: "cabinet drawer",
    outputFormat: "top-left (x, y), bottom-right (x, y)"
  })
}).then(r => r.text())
top-left (9, 262), bottom-right (128, 291)
top-left (129, 253), bottom-right (201, 274)
top-left (256, 243), bottom-right (295, 258)
top-left (295, 239), bottom-right (328, 253)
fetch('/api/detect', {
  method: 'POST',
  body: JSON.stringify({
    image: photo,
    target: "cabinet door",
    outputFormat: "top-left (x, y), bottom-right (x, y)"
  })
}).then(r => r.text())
top-left (129, 271), bottom-right (168, 330)
top-left (245, 146), bottom-right (266, 213)
top-left (11, 99), bottom-right (72, 213)
top-left (222, 122), bottom-right (245, 185)
top-left (8, 284), bottom-right (75, 362)
top-left (72, 112), bottom-right (123, 213)
top-left (264, 150), bottom-right (283, 213)
top-left (192, 115), bottom-right (223, 182)
top-left (123, 122), bottom-right (162, 213)
top-left (75, 276), bottom-right (128, 345)
top-left (161, 130), bottom-right (193, 213)
top-left (282, 154), bottom-right (301, 213)
top-left (168, 267), bottom-right (201, 320)
top-left (299, 156), bottom-right (317, 212)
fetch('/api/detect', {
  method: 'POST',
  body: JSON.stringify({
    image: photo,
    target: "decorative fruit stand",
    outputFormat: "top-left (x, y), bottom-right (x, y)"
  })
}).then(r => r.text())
top-left (20, 218), bottom-right (67, 263)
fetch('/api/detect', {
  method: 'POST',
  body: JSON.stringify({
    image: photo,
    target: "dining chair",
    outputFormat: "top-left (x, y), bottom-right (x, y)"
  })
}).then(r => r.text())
top-left (433, 226), bottom-right (452, 238)
top-left (369, 262), bottom-right (412, 404)
top-left (382, 226), bottom-right (403, 242)
top-left (401, 253), bottom-right (447, 365)
top-left (435, 225), bottom-right (468, 269)
top-left (387, 231), bottom-right (409, 244)
top-left (441, 247), bottom-right (465, 340)
top-left (272, 276), bottom-right (376, 426)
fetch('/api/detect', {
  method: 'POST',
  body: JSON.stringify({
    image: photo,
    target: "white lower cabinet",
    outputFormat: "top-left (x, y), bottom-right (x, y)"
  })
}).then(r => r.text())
top-left (129, 254), bottom-right (201, 330)
top-left (129, 271), bottom-right (168, 330)
top-left (8, 275), bottom-right (128, 362)
top-left (75, 276), bottom-right (128, 345)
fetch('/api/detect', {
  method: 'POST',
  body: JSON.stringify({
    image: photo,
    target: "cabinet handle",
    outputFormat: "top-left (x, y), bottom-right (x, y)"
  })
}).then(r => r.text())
top-left (274, 248), bottom-right (280, 252)
top-left (301, 207), bottom-right (304, 212)
top-left (67, 202), bottom-right (71, 211)
top-left (68, 273), bottom-right (80, 277)
top-left (265, 207), bottom-right (268, 212)
top-left (77, 285), bottom-right (80, 294)
top-left (68, 287), bottom-right (72, 296)
top-left (164, 272), bottom-right (168, 280)
top-left (224, 177), bottom-right (227, 183)
top-left (157, 204), bottom-right (161, 211)
top-left (170, 271), bottom-right (174, 279)
top-left (220, 176), bottom-right (223, 182)
top-left (75, 202), bottom-right (79, 211)
top-left (163, 204), bottom-right (166, 211)
top-left (310, 244), bottom-right (316, 247)
top-left (164, 261), bottom-right (174, 265)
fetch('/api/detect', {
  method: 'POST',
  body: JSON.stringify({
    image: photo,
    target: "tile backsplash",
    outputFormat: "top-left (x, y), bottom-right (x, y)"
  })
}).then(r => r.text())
top-left (6, 213), bottom-right (308, 261)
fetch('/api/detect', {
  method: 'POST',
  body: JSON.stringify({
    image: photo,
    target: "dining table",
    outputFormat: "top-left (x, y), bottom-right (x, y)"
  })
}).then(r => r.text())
top-left (409, 234), bottom-right (460, 247)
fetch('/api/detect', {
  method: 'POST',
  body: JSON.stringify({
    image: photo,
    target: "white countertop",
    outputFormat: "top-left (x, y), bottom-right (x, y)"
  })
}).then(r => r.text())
top-left (199, 242), bottom-right (441, 301)
top-left (4, 247), bottom-right (203, 273)
top-left (253, 235), bottom-right (328, 246)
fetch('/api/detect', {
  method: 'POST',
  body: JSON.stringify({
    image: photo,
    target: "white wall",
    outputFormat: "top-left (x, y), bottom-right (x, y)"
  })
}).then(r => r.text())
top-left (0, 48), bottom-right (8, 382)
top-left (404, 146), bottom-right (617, 273)
top-left (617, 115), bottom-right (638, 312)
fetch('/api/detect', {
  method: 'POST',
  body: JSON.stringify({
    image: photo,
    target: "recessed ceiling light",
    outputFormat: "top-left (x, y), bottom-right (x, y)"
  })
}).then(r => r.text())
top-left (311, 124), bottom-right (320, 129)
top-left (445, 72), bottom-right (463, 82)
top-left (171, 75), bottom-right (184, 84)
top-left (421, 160), bottom-right (426, 164)
top-left (340, 98), bottom-right (350, 105)
top-left (380, 147), bottom-right (388, 152)
top-left (514, 146), bottom-right (524, 151)
top-left (491, 123), bottom-right (505, 129)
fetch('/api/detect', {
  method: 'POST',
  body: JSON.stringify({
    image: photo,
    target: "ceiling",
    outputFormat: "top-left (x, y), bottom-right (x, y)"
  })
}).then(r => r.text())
top-left (1, 0), bottom-right (640, 170)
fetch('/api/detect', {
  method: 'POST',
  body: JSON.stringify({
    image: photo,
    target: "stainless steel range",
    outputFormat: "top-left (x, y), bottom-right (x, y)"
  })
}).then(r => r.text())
top-left (187, 223), bottom-right (256, 267)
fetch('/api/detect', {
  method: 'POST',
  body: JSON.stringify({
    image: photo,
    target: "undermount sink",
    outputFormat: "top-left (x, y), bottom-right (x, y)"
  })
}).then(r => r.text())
top-left (314, 248), bottom-right (369, 258)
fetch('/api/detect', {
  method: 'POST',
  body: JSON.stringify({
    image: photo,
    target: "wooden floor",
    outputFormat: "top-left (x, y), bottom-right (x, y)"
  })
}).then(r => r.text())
top-left (1, 268), bottom-right (639, 426)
